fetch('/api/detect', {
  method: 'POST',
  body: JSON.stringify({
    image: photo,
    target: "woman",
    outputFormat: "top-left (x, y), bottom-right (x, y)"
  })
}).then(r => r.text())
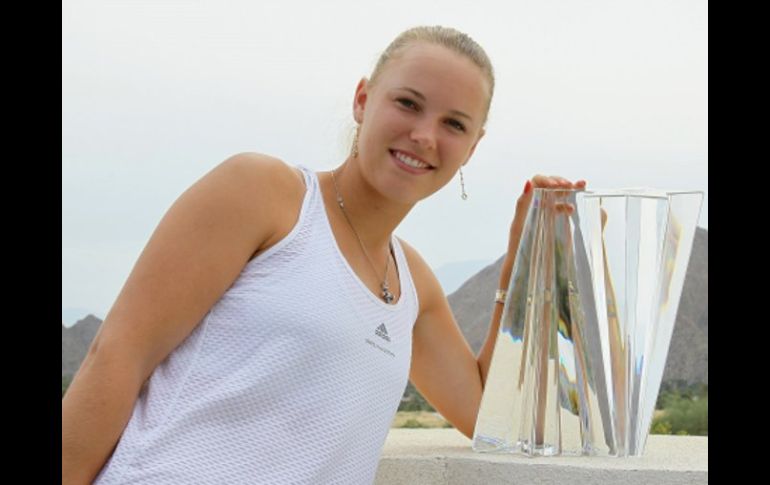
top-left (62, 25), bottom-right (586, 484)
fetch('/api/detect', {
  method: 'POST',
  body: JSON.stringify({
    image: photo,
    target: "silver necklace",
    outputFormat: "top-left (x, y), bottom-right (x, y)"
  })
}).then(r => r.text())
top-left (330, 167), bottom-right (395, 304)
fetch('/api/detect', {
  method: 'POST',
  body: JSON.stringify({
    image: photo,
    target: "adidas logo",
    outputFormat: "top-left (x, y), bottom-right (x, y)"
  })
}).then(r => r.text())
top-left (375, 323), bottom-right (391, 342)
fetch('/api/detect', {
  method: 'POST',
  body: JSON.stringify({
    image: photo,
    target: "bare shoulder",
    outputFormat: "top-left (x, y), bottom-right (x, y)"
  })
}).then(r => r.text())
top-left (232, 151), bottom-right (303, 178)
top-left (221, 151), bottom-right (304, 194)
top-left (396, 237), bottom-right (445, 317)
top-left (218, 152), bottom-right (306, 252)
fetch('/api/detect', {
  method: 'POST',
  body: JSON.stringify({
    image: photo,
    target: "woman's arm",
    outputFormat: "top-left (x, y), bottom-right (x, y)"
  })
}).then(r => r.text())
top-left (404, 241), bottom-right (483, 440)
top-left (476, 255), bottom-right (514, 389)
top-left (62, 153), bottom-right (293, 484)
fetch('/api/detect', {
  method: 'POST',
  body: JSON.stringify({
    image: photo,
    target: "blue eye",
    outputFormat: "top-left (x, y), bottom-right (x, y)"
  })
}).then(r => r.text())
top-left (397, 97), bottom-right (466, 132)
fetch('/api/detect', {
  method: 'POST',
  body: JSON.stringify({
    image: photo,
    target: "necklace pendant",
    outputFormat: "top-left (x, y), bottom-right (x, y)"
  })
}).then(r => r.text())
top-left (381, 284), bottom-right (394, 304)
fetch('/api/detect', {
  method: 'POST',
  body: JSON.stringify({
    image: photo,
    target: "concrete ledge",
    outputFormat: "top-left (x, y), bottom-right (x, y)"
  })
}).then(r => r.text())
top-left (376, 429), bottom-right (707, 485)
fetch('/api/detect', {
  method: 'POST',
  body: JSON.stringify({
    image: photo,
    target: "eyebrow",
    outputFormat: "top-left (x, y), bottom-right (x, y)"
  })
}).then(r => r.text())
top-left (395, 87), bottom-right (473, 121)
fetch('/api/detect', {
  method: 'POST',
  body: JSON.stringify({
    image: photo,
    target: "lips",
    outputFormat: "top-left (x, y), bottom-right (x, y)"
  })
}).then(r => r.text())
top-left (389, 150), bottom-right (434, 175)
top-left (389, 149), bottom-right (435, 169)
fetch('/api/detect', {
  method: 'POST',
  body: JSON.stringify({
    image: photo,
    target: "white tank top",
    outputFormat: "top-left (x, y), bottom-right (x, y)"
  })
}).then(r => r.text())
top-left (94, 164), bottom-right (419, 484)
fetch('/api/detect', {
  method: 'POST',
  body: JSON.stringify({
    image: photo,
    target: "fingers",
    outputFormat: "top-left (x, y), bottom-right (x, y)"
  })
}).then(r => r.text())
top-left (531, 174), bottom-right (560, 188)
top-left (519, 175), bottom-right (587, 216)
top-left (555, 202), bottom-right (575, 214)
top-left (530, 174), bottom-right (587, 190)
top-left (524, 175), bottom-right (584, 216)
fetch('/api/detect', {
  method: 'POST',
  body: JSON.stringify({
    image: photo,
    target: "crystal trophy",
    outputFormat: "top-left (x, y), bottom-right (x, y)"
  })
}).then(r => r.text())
top-left (472, 187), bottom-right (703, 457)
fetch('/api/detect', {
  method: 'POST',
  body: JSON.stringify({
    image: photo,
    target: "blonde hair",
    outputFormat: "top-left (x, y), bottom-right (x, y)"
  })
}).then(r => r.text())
top-left (371, 26), bottom-right (494, 121)
top-left (346, 25), bottom-right (495, 155)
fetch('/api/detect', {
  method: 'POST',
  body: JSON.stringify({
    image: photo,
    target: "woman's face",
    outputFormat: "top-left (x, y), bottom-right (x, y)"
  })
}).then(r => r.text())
top-left (353, 42), bottom-right (489, 203)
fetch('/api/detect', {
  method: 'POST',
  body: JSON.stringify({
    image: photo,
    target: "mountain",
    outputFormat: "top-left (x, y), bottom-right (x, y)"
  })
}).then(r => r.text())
top-left (446, 227), bottom-right (708, 386)
top-left (658, 226), bottom-right (708, 385)
top-left (433, 258), bottom-right (494, 295)
top-left (62, 314), bottom-right (102, 379)
top-left (62, 307), bottom-right (99, 328)
top-left (62, 228), bottom-right (708, 386)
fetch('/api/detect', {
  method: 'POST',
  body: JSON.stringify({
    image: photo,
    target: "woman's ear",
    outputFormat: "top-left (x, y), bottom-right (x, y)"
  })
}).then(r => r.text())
top-left (353, 77), bottom-right (369, 124)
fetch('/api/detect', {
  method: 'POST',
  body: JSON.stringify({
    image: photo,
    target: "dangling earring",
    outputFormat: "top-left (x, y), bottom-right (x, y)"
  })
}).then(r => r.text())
top-left (352, 128), bottom-right (360, 158)
top-left (460, 167), bottom-right (468, 200)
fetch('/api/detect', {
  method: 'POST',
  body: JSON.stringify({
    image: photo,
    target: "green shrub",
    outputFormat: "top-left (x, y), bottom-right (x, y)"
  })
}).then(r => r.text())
top-left (650, 420), bottom-right (672, 435)
top-left (656, 382), bottom-right (708, 409)
top-left (651, 392), bottom-right (708, 436)
top-left (402, 418), bottom-right (425, 428)
top-left (665, 395), bottom-right (708, 436)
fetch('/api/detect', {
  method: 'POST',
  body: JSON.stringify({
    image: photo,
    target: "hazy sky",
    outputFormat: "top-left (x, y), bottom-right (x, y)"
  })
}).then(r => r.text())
top-left (62, 0), bottom-right (708, 324)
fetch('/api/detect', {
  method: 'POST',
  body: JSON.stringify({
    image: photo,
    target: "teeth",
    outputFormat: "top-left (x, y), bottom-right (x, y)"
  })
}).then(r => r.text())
top-left (393, 151), bottom-right (430, 169)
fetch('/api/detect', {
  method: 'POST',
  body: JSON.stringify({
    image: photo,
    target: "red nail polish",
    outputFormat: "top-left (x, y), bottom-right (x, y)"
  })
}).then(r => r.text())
top-left (524, 181), bottom-right (532, 194)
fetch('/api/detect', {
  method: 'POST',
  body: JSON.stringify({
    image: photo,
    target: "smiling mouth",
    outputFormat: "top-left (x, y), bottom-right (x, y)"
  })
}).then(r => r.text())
top-left (389, 149), bottom-right (435, 170)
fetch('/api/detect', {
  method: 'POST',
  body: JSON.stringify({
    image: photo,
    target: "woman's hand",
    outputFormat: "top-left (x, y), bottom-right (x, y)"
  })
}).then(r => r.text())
top-left (506, 175), bottom-right (587, 263)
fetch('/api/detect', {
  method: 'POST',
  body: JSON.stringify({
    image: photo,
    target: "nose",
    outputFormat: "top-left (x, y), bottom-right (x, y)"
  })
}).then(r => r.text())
top-left (409, 120), bottom-right (438, 152)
